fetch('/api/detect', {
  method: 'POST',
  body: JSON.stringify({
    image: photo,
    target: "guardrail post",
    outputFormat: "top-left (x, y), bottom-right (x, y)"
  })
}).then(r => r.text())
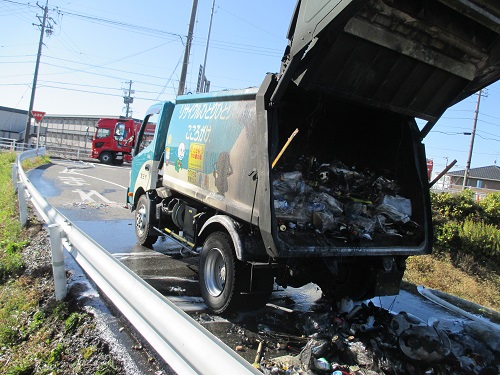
top-left (18, 181), bottom-right (28, 227)
top-left (48, 224), bottom-right (67, 301)
top-left (12, 163), bottom-right (18, 192)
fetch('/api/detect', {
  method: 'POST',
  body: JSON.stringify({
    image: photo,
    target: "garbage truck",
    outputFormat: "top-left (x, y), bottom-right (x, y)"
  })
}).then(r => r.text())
top-left (127, 0), bottom-right (500, 313)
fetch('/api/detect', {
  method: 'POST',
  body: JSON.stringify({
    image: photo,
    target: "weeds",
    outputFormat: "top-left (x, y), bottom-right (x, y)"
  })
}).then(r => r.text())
top-left (413, 190), bottom-right (500, 311)
top-left (48, 342), bottom-right (65, 363)
top-left (0, 276), bottom-right (41, 346)
top-left (95, 360), bottom-right (119, 375)
top-left (404, 254), bottom-right (500, 311)
top-left (65, 312), bottom-right (85, 333)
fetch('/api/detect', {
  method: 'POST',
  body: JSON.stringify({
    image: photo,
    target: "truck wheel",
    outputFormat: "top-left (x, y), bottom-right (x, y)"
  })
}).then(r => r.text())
top-left (135, 194), bottom-right (158, 248)
top-left (99, 151), bottom-right (114, 164)
top-left (199, 232), bottom-right (242, 314)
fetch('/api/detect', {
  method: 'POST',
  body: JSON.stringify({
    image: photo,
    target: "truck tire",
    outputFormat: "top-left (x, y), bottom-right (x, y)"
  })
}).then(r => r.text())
top-left (99, 151), bottom-right (114, 165)
top-left (199, 232), bottom-right (242, 314)
top-left (135, 194), bottom-right (158, 248)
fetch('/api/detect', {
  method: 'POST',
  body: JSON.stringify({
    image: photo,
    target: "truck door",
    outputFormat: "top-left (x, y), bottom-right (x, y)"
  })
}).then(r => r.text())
top-left (128, 102), bottom-right (174, 207)
top-left (129, 112), bottom-right (160, 204)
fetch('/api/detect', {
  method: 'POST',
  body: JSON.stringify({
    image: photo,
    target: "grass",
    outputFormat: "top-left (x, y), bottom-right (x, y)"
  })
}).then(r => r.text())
top-left (403, 251), bottom-right (500, 311)
top-left (0, 151), bottom-right (121, 374)
top-left (0, 152), bottom-right (49, 282)
top-left (0, 151), bottom-right (102, 374)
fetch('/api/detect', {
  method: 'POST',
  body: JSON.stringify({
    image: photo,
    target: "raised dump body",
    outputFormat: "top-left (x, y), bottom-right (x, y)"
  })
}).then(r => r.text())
top-left (128, 0), bottom-right (500, 313)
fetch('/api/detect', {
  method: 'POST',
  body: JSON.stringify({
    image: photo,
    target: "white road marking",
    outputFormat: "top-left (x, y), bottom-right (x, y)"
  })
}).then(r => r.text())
top-left (73, 189), bottom-right (113, 204)
top-left (60, 168), bottom-right (127, 190)
top-left (58, 176), bottom-right (90, 186)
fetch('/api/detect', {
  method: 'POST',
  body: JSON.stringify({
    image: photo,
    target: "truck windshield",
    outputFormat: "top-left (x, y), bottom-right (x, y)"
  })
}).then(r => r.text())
top-left (137, 113), bottom-right (158, 153)
top-left (96, 128), bottom-right (110, 139)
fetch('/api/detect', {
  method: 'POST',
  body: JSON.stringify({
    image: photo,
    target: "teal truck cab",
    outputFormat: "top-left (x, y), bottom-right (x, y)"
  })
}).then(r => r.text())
top-left (127, 0), bottom-right (500, 313)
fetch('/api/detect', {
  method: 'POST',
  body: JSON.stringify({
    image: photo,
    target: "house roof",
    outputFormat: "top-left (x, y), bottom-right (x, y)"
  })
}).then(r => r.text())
top-left (448, 165), bottom-right (500, 181)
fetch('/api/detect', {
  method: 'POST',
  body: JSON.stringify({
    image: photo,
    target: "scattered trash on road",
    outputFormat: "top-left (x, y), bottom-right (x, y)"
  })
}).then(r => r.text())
top-left (227, 297), bottom-right (500, 374)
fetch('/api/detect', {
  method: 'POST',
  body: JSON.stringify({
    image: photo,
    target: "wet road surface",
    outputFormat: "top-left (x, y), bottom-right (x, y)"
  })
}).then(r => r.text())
top-left (28, 159), bottom-right (495, 371)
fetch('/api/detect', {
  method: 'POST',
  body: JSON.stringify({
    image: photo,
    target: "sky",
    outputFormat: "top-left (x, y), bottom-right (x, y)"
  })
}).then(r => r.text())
top-left (1, 0), bottom-right (500, 174)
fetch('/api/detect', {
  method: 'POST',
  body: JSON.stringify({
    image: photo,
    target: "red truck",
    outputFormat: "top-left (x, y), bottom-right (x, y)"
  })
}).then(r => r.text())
top-left (90, 117), bottom-right (160, 165)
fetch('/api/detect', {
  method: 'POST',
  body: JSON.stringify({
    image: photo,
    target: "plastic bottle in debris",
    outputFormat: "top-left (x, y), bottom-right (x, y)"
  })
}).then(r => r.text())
top-left (274, 200), bottom-right (288, 210)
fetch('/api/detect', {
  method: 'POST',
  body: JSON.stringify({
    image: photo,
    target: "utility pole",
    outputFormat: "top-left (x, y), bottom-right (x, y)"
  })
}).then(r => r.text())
top-left (123, 80), bottom-right (134, 118)
top-left (178, 0), bottom-right (198, 96)
top-left (24, 0), bottom-right (50, 146)
top-left (462, 90), bottom-right (483, 190)
top-left (198, 0), bottom-right (215, 93)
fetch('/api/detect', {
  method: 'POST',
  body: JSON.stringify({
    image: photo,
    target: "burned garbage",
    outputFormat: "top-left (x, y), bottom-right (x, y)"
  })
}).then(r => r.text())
top-left (273, 158), bottom-right (421, 244)
top-left (254, 298), bottom-right (500, 375)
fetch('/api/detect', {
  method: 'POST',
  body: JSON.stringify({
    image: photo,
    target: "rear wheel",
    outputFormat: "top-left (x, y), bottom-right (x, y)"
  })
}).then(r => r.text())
top-left (135, 194), bottom-right (158, 248)
top-left (199, 232), bottom-right (241, 314)
top-left (99, 151), bottom-right (113, 164)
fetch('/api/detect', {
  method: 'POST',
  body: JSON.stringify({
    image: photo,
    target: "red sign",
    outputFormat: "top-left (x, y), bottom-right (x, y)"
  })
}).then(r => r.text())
top-left (31, 110), bottom-right (46, 123)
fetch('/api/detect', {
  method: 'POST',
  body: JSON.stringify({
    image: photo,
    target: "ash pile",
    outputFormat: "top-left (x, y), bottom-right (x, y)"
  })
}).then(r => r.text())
top-left (248, 298), bottom-right (500, 375)
top-left (272, 159), bottom-right (421, 243)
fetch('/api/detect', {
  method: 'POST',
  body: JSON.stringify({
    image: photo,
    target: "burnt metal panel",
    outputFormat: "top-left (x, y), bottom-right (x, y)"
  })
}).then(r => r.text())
top-left (274, 0), bottom-right (500, 122)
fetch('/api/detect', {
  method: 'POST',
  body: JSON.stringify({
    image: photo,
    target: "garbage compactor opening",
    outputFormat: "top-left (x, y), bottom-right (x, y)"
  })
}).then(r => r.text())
top-left (269, 89), bottom-right (431, 256)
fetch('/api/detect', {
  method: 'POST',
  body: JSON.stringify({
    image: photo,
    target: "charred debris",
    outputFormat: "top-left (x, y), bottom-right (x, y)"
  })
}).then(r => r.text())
top-left (227, 297), bottom-right (500, 375)
top-left (272, 156), bottom-right (423, 245)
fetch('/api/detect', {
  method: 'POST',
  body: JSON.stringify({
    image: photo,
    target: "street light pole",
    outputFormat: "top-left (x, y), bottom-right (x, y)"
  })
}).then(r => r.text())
top-left (199, 0), bottom-right (215, 93)
top-left (462, 90), bottom-right (482, 190)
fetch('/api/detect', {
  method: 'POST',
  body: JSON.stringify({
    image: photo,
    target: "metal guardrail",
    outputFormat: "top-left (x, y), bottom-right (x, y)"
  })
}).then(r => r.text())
top-left (14, 148), bottom-right (260, 375)
top-left (44, 142), bottom-right (93, 161)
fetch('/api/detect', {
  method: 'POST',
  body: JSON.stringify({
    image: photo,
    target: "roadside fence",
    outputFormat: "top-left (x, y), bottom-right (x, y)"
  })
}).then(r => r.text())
top-left (0, 137), bottom-right (27, 152)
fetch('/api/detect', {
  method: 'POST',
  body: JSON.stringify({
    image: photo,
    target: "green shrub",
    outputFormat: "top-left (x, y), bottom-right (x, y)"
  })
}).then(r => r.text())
top-left (479, 192), bottom-right (500, 227)
top-left (431, 190), bottom-right (482, 222)
top-left (459, 219), bottom-right (500, 265)
top-left (434, 220), bottom-right (462, 250)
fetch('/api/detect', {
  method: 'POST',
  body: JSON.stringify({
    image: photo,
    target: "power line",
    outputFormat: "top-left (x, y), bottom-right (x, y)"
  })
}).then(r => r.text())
top-left (56, 7), bottom-right (184, 40)
top-left (216, 5), bottom-right (283, 40)
top-left (37, 84), bottom-right (159, 102)
top-left (39, 55), bottom-right (235, 91)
